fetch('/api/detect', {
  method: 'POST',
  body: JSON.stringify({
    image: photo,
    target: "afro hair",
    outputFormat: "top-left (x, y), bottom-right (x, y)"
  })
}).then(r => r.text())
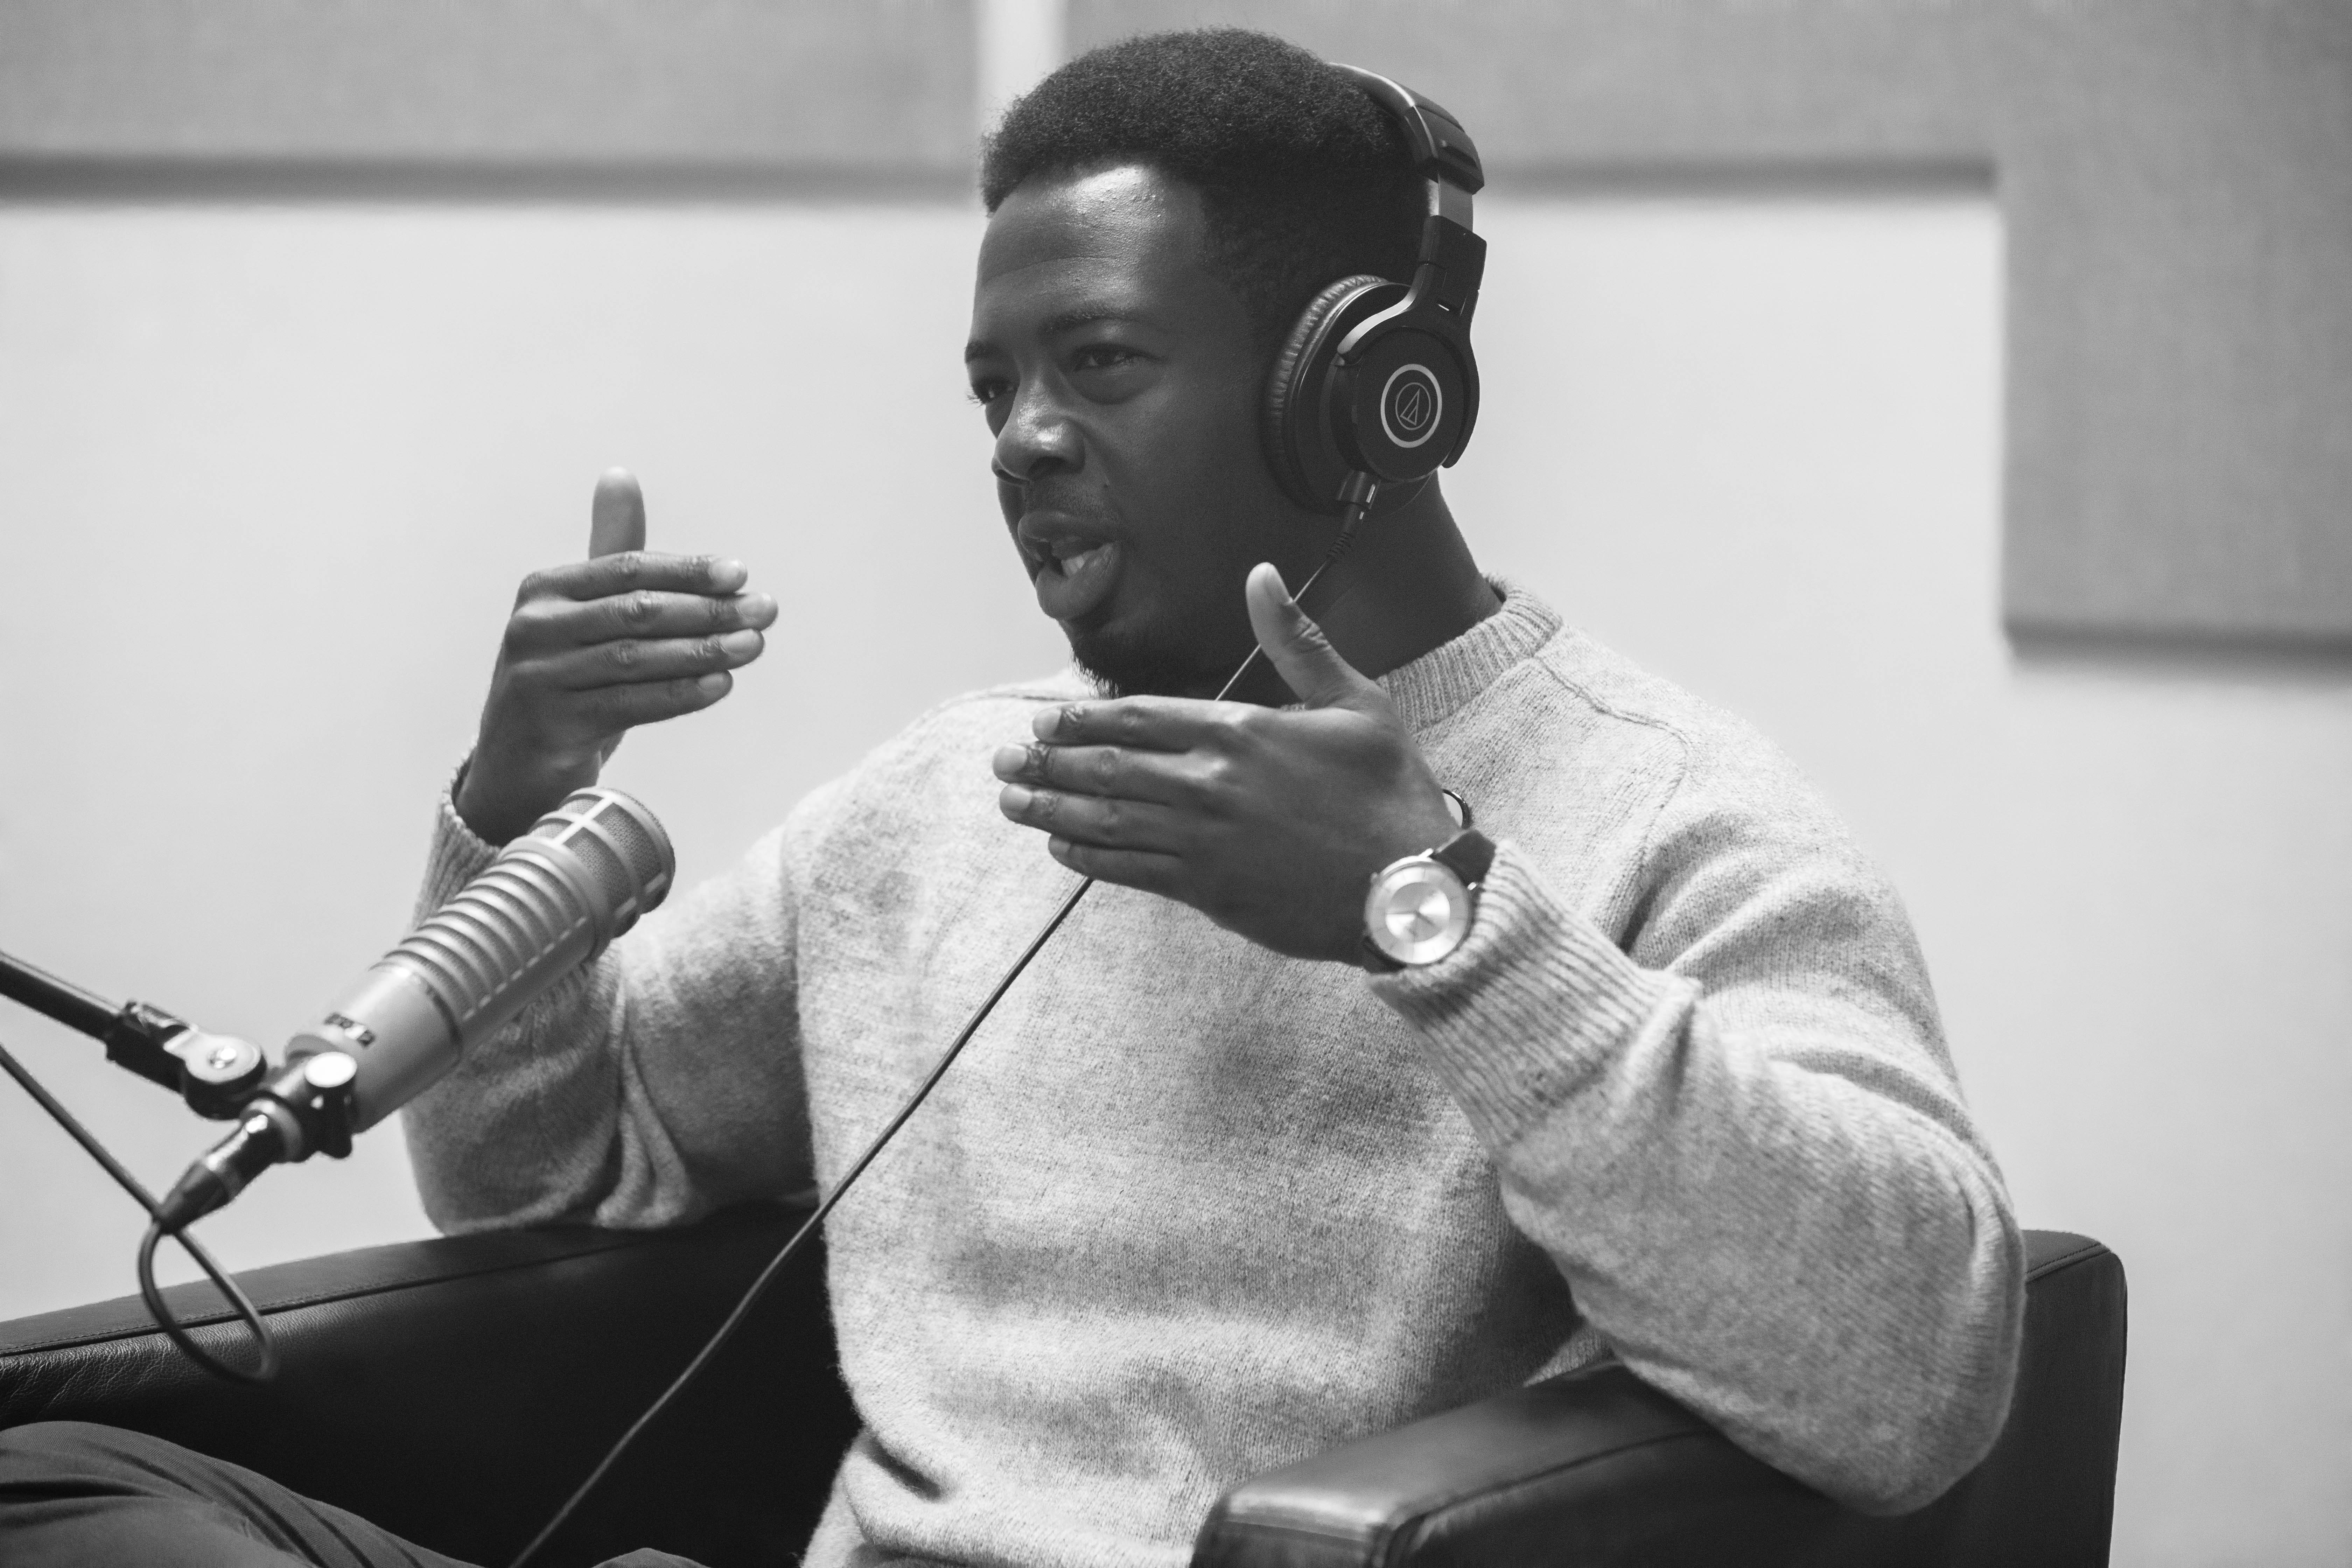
top-left (980, 29), bottom-right (1427, 350)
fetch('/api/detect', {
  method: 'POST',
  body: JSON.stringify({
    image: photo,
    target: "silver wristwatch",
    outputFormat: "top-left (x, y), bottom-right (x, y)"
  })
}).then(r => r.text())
top-left (1361, 827), bottom-right (1496, 972)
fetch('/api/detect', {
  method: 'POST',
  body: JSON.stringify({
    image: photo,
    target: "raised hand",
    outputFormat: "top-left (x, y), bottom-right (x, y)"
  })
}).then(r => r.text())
top-left (992, 562), bottom-right (1461, 963)
top-left (454, 469), bottom-right (778, 844)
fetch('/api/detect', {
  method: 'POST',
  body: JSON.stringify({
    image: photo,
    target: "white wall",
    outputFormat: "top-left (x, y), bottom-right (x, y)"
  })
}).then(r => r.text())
top-left (1, 194), bottom-right (2345, 1563)
top-left (0, 199), bottom-right (1061, 1317)
top-left (1460, 197), bottom-right (2352, 1565)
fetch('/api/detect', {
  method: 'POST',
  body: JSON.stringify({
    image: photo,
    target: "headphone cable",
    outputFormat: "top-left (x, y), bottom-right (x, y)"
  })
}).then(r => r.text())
top-left (508, 492), bottom-right (1377, 1568)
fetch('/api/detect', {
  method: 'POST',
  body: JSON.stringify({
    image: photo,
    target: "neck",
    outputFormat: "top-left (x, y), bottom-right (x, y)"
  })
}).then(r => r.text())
top-left (1231, 478), bottom-right (1500, 705)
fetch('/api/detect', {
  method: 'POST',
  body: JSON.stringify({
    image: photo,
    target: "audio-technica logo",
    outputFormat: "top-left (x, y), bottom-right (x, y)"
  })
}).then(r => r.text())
top-left (1380, 363), bottom-right (1441, 450)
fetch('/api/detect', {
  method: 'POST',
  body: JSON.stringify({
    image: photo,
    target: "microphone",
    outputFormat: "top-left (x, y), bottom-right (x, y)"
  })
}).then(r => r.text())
top-left (157, 787), bottom-right (674, 1230)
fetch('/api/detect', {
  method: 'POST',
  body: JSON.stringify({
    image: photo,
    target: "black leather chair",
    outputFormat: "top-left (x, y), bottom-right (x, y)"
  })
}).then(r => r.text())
top-left (0, 1207), bottom-right (2125, 1567)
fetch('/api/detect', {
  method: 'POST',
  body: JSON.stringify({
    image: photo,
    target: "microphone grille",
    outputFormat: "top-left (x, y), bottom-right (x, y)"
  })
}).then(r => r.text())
top-left (528, 788), bottom-right (676, 935)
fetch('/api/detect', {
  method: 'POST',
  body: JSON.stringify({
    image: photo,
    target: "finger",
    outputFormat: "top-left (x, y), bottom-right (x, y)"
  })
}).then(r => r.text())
top-left (989, 741), bottom-right (1201, 805)
top-left (523, 552), bottom-right (752, 603)
top-left (1244, 561), bottom-right (1384, 711)
top-left (504, 589), bottom-right (776, 658)
top-left (531, 629), bottom-right (766, 690)
top-left (577, 671), bottom-right (734, 727)
top-left (1028, 694), bottom-right (1234, 751)
top-left (574, 589), bottom-right (778, 645)
top-left (996, 784), bottom-right (1185, 852)
top-left (1042, 836), bottom-right (1183, 896)
top-left (589, 468), bottom-right (647, 558)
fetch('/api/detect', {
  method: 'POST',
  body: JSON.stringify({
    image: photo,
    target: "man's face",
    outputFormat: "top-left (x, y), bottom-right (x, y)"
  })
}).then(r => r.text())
top-left (966, 164), bottom-right (1322, 696)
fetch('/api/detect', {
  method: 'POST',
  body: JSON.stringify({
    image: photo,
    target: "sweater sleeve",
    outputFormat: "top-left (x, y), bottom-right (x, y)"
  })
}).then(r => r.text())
top-left (400, 780), bottom-right (817, 1234)
top-left (1368, 783), bottom-right (2024, 1515)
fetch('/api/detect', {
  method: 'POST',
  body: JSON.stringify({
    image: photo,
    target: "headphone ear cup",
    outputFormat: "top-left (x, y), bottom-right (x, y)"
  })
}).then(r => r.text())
top-left (1262, 274), bottom-right (1395, 511)
top-left (1338, 325), bottom-right (1472, 484)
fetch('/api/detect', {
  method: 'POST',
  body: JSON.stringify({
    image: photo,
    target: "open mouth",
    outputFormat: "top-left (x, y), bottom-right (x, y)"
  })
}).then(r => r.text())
top-left (1019, 526), bottom-right (1123, 623)
top-left (1034, 539), bottom-right (1113, 580)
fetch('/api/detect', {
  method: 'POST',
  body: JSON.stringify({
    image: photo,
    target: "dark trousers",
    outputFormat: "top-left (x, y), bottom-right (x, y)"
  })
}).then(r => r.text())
top-left (0, 1421), bottom-right (702, 1568)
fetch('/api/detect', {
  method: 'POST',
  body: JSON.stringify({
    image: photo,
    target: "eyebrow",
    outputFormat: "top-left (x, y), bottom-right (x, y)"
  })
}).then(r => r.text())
top-left (963, 306), bottom-right (1140, 363)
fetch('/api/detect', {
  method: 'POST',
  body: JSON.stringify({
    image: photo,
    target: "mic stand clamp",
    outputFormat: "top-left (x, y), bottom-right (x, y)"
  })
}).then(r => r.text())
top-left (167, 1028), bottom-right (271, 1119)
top-left (100, 999), bottom-right (197, 1092)
top-left (156, 1051), bottom-right (357, 1231)
top-left (105, 1002), bottom-right (269, 1121)
top-left (0, 947), bottom-right (268, 1119)
top-left (101, 1004), bottom-right (268, 1121)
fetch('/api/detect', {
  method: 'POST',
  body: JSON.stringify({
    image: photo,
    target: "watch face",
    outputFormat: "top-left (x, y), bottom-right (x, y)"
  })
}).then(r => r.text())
top-left (1365, 859), bottom-right (1471, 966)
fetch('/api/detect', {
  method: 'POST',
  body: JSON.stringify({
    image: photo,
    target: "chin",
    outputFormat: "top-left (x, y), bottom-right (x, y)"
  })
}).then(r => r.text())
top-left (1063, 617), bottom-right (1236, 699)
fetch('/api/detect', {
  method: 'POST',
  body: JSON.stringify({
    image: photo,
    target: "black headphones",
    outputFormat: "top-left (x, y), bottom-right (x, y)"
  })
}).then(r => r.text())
top-left (1261, 64), bottom-right (1487, 514)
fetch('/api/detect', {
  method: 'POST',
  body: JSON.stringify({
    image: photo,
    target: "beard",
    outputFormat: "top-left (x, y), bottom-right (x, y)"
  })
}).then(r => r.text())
top-left (1063, 612), bottom-right (1251, 699)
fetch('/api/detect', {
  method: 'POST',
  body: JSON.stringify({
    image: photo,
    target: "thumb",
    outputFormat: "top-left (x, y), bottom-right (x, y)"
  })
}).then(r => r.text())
top-left (589, 467), bottom-right (647, 558)
top-left (1245, 562), bottom-right (1384, 711)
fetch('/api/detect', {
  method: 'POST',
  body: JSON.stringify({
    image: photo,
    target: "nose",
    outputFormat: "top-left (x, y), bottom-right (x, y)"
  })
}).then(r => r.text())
top-left (992, 376), bottom-right (1082, 490)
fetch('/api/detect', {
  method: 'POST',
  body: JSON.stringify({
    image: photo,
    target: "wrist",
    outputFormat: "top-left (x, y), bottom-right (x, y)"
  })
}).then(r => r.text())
top-left (451, 770), bottom-right (521, 847)
top-left (1324, 802), bottom-right (1460, 965)
top-left (454, 754), bottom-right (588, 846)
top-left (1362, 824), bottom-right (1494, 973)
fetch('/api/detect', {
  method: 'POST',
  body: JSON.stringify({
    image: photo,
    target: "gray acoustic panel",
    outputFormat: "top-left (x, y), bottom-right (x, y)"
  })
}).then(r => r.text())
top-left (6, 1), bottom-right (2345, 643)
top-left (1074, 0), bottom-right (2352, 649)
top-left (0, 0), bottom-right (977, 190)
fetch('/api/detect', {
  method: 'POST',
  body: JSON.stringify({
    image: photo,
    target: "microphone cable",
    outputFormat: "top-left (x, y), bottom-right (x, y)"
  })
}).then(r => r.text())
top-left (507, 490), bottom-right (1379, 1568)
top-left (0, 1032), bottom-right (279, 1384)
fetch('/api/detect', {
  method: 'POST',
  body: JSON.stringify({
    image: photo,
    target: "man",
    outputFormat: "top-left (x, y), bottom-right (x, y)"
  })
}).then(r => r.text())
top-left (0, 28), bottom-right (2021, 1568)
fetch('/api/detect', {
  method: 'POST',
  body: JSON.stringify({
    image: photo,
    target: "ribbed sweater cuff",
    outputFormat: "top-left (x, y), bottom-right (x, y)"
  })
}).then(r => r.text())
top-left (1370, 839), bottom-right (1691, 1148)
top-left (422, 760), bottom-right (503, 915)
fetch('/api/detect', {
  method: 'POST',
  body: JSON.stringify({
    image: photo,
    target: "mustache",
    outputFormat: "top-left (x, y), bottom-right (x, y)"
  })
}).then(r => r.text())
top-left (995, 468), bottom-right (1106, 524)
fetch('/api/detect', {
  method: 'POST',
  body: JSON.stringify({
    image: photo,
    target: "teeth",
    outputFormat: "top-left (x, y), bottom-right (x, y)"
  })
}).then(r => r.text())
top-left (1029, 540), bottom-right (1109, 578)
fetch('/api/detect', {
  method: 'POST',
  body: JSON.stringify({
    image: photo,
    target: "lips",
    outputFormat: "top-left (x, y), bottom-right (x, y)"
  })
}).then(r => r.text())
top-left (1017, 517), bottom-right (1124, 623)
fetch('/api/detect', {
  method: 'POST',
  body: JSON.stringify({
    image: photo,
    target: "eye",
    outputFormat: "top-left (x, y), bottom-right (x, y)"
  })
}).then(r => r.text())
top-left (1070, 343), bottom-right (1143, 374)
top-left (967, 376), bottom-right (1011, 407)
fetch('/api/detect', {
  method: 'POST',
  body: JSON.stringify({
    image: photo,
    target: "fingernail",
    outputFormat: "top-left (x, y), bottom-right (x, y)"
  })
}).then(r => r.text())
top-left (713, 558), bottom-right (748, 587)
top-left (992, 745), bottom-right (1028, 779)
top-left (1032, 706), bottom-right (1069, 739)
top-left (739, 592), bottom-right (778, 623)
top-left (719, 629), bottom-right (763, 658)
top-left (695, 672), bottom-right (728, 695)
top-left (999, 784), bottom-right (1033, 815)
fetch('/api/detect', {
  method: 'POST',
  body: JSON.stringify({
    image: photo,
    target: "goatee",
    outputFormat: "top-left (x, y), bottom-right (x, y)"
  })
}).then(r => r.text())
top-left (1065, 622), bottom-right (1242, 700)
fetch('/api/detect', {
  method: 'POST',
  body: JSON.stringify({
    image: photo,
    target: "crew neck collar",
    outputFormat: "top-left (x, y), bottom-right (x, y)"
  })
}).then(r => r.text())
top-left (1376, 580), bottom-right (1562, 732)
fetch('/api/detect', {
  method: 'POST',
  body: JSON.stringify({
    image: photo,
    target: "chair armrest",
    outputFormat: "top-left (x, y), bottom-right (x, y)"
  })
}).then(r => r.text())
top-left (1193, 1360), bottom-right (1834, 1568)
top-left (0, 1202), bottom-right (858, 1568)
top-left (1195, 1230), bottom-right (2127, 1568)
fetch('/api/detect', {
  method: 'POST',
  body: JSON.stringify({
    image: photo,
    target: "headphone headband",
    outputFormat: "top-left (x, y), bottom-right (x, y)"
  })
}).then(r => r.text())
top-left (1259, 64), bottom-right (1490, 511)
top-left (1330, 64), bottom-right (1486, 201)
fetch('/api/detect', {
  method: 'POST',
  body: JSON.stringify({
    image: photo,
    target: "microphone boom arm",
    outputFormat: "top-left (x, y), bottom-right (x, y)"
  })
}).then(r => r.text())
top-left (0, 947), bottom-right (266, 1117)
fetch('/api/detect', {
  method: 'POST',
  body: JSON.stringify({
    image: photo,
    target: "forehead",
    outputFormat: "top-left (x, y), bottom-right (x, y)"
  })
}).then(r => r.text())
top-left (969, 164), bottom-right (1237, 344)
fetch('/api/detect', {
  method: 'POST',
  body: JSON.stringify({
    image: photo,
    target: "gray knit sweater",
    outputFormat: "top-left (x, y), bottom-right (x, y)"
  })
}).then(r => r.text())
top-left (404, 585), bottom-right (2022, 1568)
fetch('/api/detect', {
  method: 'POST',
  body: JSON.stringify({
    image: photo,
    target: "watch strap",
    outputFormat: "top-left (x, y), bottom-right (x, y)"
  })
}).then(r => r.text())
top-left (1430, 827), bottom-right (1494, 889)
